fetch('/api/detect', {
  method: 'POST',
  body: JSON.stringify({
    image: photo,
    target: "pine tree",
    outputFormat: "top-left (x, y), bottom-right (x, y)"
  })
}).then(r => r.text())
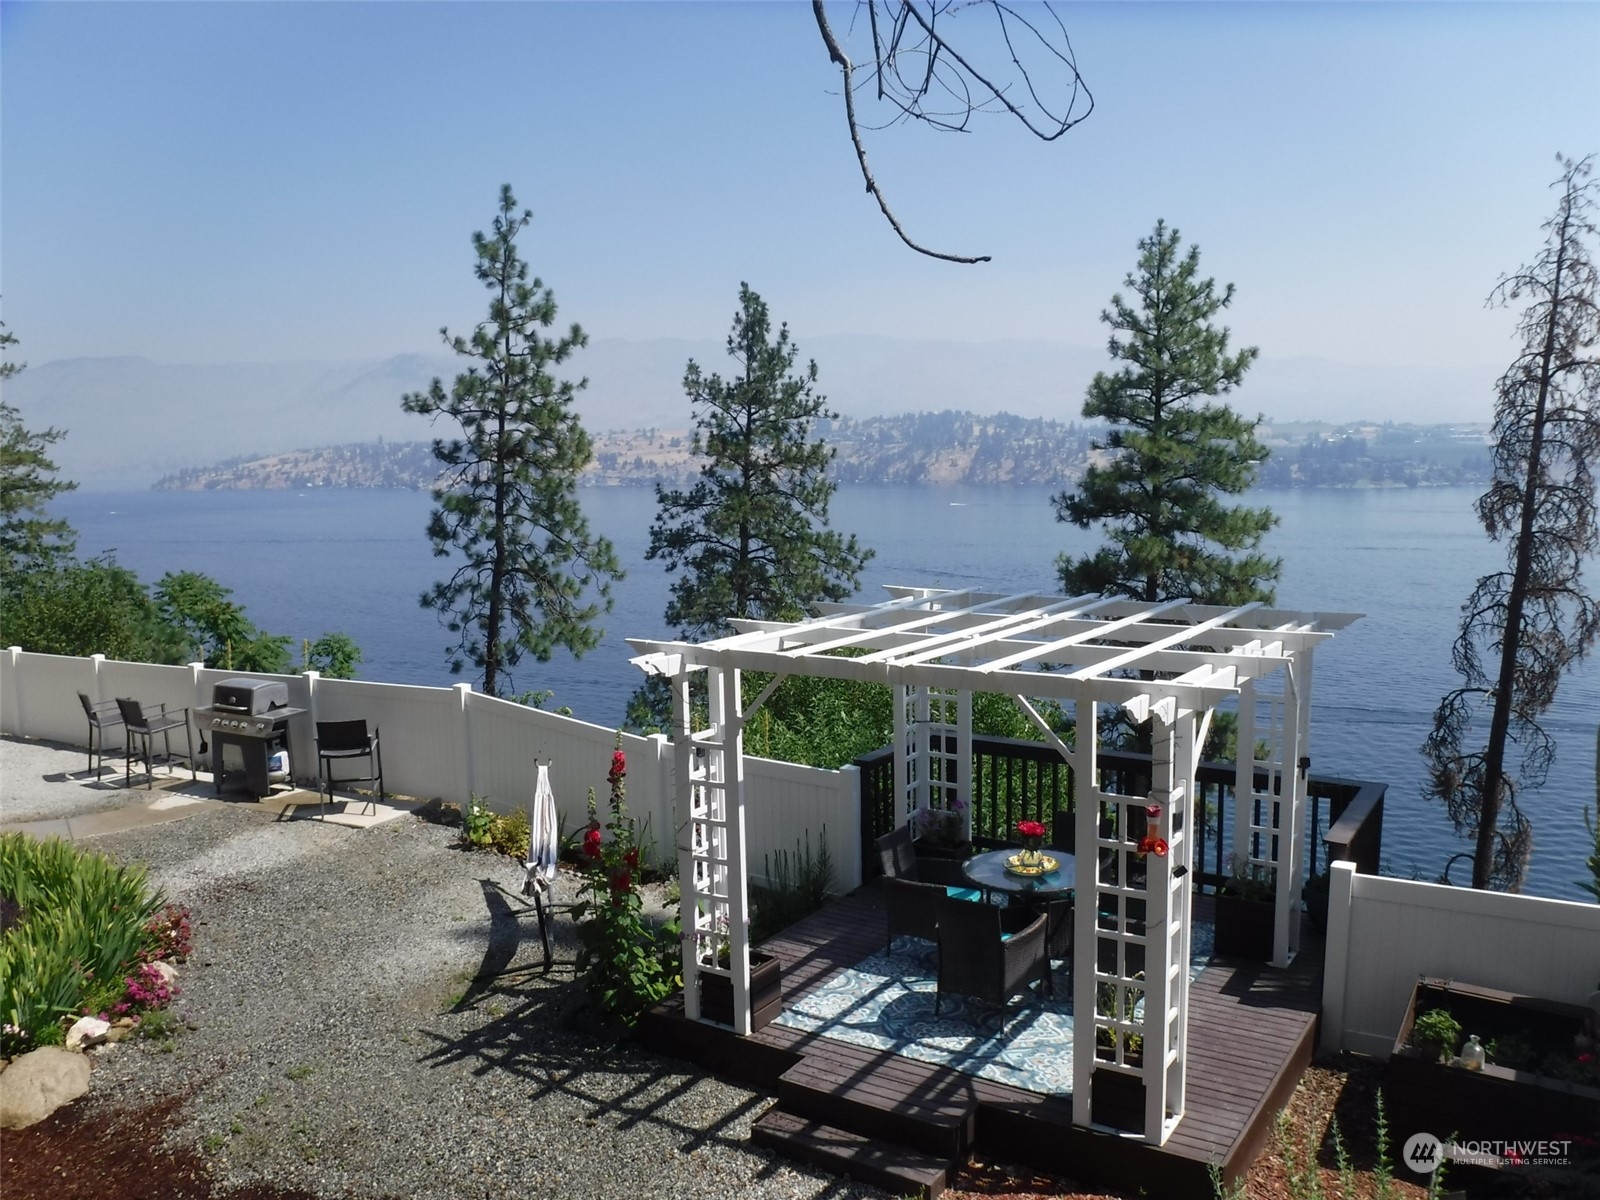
top-left (1054, 221), bottom-right (1278, 606)
top-left (1423, 154), bottom-right (1600, 892)
top-left (647, 283), bottom-right (871, 640)
top-left (403, 186), bottom-right (621, 698)
top-left (0, 321), bottom-right (78, 578)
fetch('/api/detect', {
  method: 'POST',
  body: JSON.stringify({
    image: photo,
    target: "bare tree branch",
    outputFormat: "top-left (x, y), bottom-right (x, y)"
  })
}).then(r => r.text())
top-left (812, 0), bottom-right (1092, 264)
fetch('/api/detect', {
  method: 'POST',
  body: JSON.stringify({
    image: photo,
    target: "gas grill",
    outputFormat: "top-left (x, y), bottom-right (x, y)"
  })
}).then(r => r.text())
top-left (195, 678), bottom-right (305, 798)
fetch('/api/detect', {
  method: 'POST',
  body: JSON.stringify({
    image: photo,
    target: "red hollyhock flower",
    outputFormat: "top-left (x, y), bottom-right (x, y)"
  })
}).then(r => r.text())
top-left (624, 848), bottom-right (640, 869)
top-left (609, 750), bottom-right (626, 778)
top-left (582, 828), bottom-right (602, 858)
top-left (611, 870), bottom-right (633, 893)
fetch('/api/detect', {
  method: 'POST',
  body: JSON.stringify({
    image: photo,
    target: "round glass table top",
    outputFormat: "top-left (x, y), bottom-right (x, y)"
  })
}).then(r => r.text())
top-left (962, 847), bottom-right (1076, 898)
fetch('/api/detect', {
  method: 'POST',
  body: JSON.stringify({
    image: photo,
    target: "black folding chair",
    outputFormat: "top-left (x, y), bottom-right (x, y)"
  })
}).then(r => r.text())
top-left (315, 720), bottom-right (383, 817)
top-left (115, 698), bottom-right (195, 790)
top-left (78, 692), bottom-right (124, 777)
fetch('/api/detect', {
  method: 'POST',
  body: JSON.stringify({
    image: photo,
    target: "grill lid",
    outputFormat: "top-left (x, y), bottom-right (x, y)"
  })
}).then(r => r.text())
top-left (211, 677), bottom-right (289, 714)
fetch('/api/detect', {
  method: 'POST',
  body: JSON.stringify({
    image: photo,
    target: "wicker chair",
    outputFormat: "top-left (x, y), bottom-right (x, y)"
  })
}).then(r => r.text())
top-left (933, 893), bottom-right (1051, 1016)
top-left (875, 827), bottom-right (983, 956)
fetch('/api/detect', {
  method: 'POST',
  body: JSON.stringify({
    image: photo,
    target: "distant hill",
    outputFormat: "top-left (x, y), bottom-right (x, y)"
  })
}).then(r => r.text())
top-left (152, 416), bottom-right (1492, 492)
top-left (7, 338), bottom-right (1498, 490)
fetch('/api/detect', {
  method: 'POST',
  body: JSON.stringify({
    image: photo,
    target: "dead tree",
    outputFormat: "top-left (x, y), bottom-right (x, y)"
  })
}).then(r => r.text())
top-left (1423, 154), bottom-right (1600, 891)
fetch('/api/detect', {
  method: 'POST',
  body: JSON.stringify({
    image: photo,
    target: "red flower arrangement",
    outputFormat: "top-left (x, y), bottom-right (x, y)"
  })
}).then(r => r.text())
top-left (1016, 820), bottom-right (1047, 841)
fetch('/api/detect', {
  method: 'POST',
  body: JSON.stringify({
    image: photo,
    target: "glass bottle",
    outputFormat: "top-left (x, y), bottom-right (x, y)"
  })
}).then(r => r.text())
top-left (1460, 1033), bottom-right (1485, 1071)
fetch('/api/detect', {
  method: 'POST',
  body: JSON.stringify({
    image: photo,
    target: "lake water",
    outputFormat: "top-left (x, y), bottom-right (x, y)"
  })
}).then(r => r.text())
top-left (57, 484), bottom-right (1600, 901)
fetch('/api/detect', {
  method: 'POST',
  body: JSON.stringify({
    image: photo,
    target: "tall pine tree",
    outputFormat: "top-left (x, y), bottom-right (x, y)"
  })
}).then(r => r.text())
top-left (0, 321), bottom-right (77, 579)
top-left (403, 186), bottom-right (620, 698)
top-left (647, 283), bottom-right (871, 640)
top-left (1055, 221), bottom-right (1277, 606)
top-left (1423, 154), bottom-right (1600, 891)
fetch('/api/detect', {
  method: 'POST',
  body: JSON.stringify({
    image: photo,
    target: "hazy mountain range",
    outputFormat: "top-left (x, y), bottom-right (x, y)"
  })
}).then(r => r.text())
top-left (5, 336), bottom-right (1498, 490)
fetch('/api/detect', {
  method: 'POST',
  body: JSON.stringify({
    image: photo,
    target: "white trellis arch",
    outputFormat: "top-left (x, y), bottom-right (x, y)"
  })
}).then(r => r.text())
top-left (630, 586), bottom-right (1356, 1145)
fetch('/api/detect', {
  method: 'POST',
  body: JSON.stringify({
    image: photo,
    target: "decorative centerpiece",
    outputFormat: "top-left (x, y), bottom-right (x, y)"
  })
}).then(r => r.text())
top-left (1015, 819), bottom-right (1047, 870)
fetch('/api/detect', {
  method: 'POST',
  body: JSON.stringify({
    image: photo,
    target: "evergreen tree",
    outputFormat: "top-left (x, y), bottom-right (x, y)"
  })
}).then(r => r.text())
top-left (647, 283), bottom-right (871, 640)
top-left (0, 322), bottom-right (77, 578)
top-left (1423, 155), bottom-right (1600, 892)
top-left (403, 185), bottom-right (620, 698)
top-left (1054, 221), bottom-right (1278, 606)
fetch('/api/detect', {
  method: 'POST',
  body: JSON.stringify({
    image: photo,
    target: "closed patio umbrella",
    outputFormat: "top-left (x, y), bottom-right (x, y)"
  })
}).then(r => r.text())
top-left (521, 762), bottom-right (559, 970)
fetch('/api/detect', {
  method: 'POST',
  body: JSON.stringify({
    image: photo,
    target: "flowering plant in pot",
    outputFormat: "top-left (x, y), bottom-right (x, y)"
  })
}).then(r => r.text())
top-left (1214, 854), bottom-right (1277, 961)
top-left (911, 798), bottom-right (968, 855)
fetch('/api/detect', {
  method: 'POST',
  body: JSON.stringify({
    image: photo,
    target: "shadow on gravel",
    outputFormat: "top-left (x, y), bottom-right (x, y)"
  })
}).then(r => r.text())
top-left (413, 879), bottom-right (813, 1177)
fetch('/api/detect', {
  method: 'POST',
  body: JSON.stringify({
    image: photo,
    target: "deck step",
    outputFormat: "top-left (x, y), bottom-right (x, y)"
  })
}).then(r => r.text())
top-left (752, 1108), bottom-right (952, 1199)
top-left (776, 1056), bottom-right (976, 1161)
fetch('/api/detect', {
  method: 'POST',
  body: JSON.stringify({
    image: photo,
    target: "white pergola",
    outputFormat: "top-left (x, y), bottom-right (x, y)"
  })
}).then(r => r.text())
top-left (629, 585), bottom-right (1358, 1144)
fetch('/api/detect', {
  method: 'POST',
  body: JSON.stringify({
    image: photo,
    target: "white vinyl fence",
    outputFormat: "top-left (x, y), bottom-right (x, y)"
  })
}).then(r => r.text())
top-left (1320, 860), bottom-right (1600, 1057)
top-left (0, 648), bottom-right (862, 890)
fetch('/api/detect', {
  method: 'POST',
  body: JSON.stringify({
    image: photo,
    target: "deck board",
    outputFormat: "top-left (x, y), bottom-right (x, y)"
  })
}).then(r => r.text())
top-left (636, 884), bottom-right (1322, 1199)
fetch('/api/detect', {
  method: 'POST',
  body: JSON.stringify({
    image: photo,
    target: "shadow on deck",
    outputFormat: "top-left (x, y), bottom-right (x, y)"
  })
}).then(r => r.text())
top-left (636, 885), bottom-right (1324, 1199)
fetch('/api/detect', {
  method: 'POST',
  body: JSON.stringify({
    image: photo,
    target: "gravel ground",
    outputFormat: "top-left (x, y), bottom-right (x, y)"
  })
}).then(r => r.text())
top-left (3, 738), bottom-right (884, 1200)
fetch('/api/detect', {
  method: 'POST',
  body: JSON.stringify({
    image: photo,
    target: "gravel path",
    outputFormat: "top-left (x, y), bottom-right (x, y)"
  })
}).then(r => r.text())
top-left (3, 738), bottom-right (884, 1200)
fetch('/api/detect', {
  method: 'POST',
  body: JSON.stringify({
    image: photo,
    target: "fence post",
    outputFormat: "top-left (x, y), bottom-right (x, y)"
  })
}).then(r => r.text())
top-left (648, 732), bottom-right (675, 871)
top-left (1319, 860), bottom-right (1357, 1055)
top-left (300, 671), bottom-right (321, 788)
top-left (2, 647), bottom-right (21, 736)
top-left (455, 683), bottom-right (475, 805)
top-left (837, 764), bottom-right (863, 892)
top-left (89, 653), bottom-right (107, 705)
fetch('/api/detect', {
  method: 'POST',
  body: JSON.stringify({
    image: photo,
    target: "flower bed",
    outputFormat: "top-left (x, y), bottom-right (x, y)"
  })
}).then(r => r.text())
top-left (1387, 977), bottom-right (1600, 1147)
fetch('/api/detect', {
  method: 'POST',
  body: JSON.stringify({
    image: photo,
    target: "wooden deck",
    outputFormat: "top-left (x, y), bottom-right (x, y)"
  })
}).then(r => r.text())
top-left (637, 884), bottom-right (1324, 1199)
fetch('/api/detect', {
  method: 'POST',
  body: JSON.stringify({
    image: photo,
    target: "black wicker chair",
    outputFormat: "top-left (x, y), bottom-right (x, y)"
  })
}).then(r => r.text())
top-left (115, 698), bottom-right (195, 790)
top-left (933, 893), bottom-right (1051, 1016)
top-left (875, 826), bottom-right (984, 955)
top-left (77, 692), bottom-right (123, 777)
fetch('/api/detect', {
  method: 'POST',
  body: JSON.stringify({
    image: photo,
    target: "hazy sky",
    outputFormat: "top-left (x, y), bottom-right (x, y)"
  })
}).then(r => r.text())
top-left (3, 2), bottom-right (1597, 371)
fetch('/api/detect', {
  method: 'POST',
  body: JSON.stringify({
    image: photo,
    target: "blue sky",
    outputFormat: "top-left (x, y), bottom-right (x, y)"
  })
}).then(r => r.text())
top-left (3, 2), bottom-right (1597, 372)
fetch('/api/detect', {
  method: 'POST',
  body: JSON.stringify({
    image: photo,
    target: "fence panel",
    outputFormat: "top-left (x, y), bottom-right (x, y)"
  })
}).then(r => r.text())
top-left (2, 652), bottom-right (100, 743)
top-left (1321, 866), bottom-right (1600, 1057)
top-left (745, 756), bottom-right (861, 893)
top-left (316, 678), bottom-right (466, 803)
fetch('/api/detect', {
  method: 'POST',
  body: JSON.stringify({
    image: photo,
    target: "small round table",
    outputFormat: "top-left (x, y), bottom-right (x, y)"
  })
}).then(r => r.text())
top-left (961, 847), bottom-right (1076, 907)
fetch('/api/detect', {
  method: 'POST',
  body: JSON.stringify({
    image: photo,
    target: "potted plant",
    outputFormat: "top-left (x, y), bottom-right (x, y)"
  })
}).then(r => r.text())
top-left (1301, 867), bottom-right (1331, 934)
top-left (1214, 854), bottom-right (1276, 960)
top-left (697, 918), bottom-right (782, 1031)
top-left (1388, 977), bottom-right (1600, 1146)
top-left (1090, 979), bottom-right (1147, 1133)
top-left (910, 799), bottom-right (971, 861)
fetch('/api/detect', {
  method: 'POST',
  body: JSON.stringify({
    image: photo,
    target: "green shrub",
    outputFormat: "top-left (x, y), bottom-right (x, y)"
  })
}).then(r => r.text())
top-left (0, 833), bottom-right (170, 1054)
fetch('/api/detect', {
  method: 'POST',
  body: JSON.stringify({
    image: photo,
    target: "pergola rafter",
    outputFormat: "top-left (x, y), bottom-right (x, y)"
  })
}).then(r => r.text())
top-left (629, 585), bottom-right (1358, 1145)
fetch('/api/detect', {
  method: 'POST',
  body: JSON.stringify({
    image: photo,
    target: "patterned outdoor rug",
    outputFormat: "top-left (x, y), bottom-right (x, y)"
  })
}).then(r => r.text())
top-left (773, 920), bottom-right (1215, 1096)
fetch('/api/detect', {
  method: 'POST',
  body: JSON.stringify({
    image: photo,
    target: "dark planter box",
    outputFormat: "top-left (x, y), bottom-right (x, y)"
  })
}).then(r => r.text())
top-left (698, 951), bottom-right (782, 1031)
top-left (1090, 1068), bottom-right (1146, 1135)
top-left (913, 840), bottom-right (972, 862)
top-left (1388, 977), bottom-right (1600, 1148)
top-left (1213, 892), bottom-right (1275, 960)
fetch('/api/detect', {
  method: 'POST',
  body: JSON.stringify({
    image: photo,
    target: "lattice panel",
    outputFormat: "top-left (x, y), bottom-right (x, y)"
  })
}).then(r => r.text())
top-left (896, 685), bottom-right (970, 834)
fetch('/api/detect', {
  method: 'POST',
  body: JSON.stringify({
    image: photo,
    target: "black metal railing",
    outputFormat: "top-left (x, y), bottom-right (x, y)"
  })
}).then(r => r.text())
top-left (858, 736), bottom-right (1386, 887)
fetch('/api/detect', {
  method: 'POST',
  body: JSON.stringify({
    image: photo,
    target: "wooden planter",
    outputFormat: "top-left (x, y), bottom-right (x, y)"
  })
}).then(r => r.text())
top-left (698, 952), bottom-right (782, 1031)
top-left (1388, 978), bottom-right (1600, 1147)
top-left (913, 840), bottom-right (973, 863)
top-left (1213, 892), bottom-right (1275, 961)
top-left (1090, 1068), bottom-right (1146, 1135)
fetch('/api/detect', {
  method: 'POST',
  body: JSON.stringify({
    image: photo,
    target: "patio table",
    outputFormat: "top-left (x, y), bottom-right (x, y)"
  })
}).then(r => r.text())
top-left (961, 848), bottom-right (1075, 909)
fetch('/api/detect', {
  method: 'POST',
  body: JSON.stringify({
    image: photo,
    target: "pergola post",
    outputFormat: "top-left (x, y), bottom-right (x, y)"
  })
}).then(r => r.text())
top-left (678, 664), bottom-right (755, 1033)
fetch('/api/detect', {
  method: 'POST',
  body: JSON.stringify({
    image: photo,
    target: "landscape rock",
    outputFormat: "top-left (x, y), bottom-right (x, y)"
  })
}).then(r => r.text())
top-left (65, 1016), bottom-right (111, 1050)
top-left (147, 961), bottom-right (178, 987)
top-left (0, 1046), bottom-right (92, 1129)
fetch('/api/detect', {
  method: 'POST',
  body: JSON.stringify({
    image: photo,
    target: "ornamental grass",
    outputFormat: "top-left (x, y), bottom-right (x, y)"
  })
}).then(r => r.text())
top-left (0, 832), bottom-right (180, 1055)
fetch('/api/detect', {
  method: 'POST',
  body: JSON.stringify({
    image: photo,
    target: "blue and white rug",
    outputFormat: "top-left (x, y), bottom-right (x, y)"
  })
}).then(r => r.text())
top-left (773, 921), bottom-right (1215, 1095)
